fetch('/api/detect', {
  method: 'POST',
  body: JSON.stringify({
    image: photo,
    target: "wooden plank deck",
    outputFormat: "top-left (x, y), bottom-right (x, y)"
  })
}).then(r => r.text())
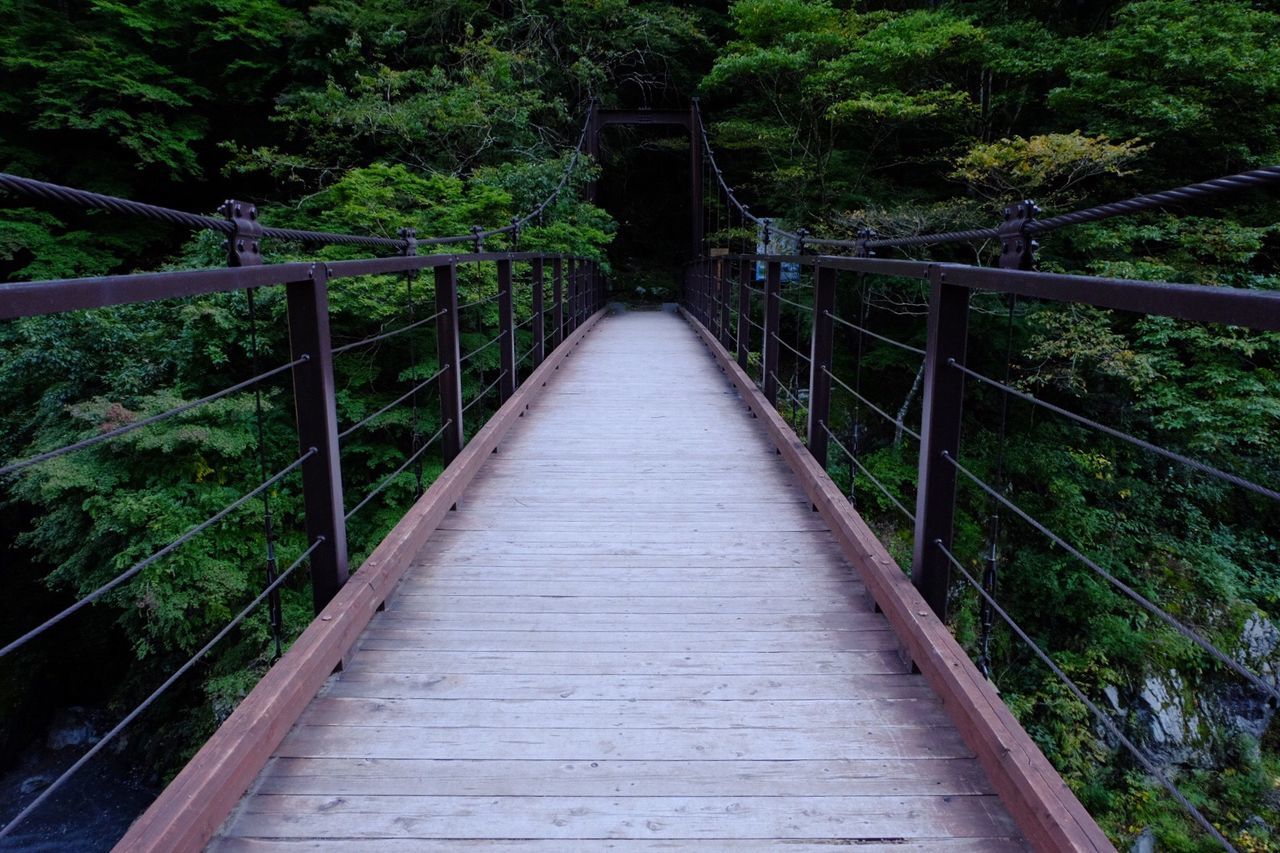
top-left (211, 307), bottom-right (1027, 851)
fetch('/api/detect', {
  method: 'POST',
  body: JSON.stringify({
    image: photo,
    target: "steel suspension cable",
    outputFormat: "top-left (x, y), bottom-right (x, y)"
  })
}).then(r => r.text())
top-left (978, 295), bottom-right (1017, 678)
top-left (693, 103), bottom-right (1279, 255)
top-left (405, 270), bottom-right (424, 494)
top-left (850, 276), bottom-right (870, 505)
top-left (0, 105), bottom-right (598, 252)
top-left (245, 287), bottom-right (283, 658)
top-left (694, 106), bottom-right (802, 244)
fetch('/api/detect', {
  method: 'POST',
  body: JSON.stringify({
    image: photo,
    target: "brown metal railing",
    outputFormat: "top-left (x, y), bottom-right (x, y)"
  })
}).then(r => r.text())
top-left (0, 100), bottom-right (605, 838)
top-left (682, 248), bottom-right (1279, 851)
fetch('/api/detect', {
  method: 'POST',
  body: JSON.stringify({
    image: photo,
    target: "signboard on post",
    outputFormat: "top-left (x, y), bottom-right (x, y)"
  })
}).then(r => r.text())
top-left (755, 220), bottom-right (800, 283)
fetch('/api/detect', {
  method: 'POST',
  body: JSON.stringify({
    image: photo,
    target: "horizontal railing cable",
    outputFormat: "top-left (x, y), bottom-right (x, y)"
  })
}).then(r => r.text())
top-left (331, 310), bottom-right (446, 356)
top-left (337, 365), bottom-right (449, 440)
top-left (344, 420), bottom-right (452, 521)
top-left (518, 343), bottom-right (538, 365)
top-left (820, 422), bottom-right (916, 523)
top-left (949, 359), bottom-right (1279, 503)
top-left (0, 448), bottom-right (316, 660)
top-left (0, 356), bottom-right (309, 478)
top-left (771, 332), bottom-right (811, 364)
top-left (823, 366), bottom-right (922, 442)
top-left (459, 332), bottom-right (504, 365)
top-left (457, 293), bottom-right (501, 312)
top-left (461, 372), bottom-right (507, 415)
top-left (933, 539), bottom-right (1236, 851)
top-left (0, 535), bottom-right (325, 840)
top-left (940, 449), bottom-right (1280, 704)
top-left (770, 372), bottom-right (809, 413)
top-left (775, 294), bottom-right (812, 312)
top-left (826, 310), bottom-right (926, 355)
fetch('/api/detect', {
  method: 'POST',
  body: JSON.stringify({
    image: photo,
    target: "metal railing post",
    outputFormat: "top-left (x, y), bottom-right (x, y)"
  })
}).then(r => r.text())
top-left (762, 259), bottom-right (782, 403)
top-left (807, 264), bottom-right (836, 467)
top-left (705, 260), bottom-right (714, 330)
top-left (498, 257), bottom-right (516, 400)
top-left (531, 257), bottom-right (545, 365)
top-left (567, 258), bottom-right (578, 333)
top-left (705, 259), bottom-right (714, 327)
top-left (284, 269), bottom-right (349, 613)
top-left (434, 263), bottom-right (465, 465)
top-left (718, 258), bottom-right (732, 349)
top-left (912, 265), bottom-right (971, 619)
top-left (553, 257), bottom-right (565, 347)
top-left (737, 258), bottom-right (751, 369)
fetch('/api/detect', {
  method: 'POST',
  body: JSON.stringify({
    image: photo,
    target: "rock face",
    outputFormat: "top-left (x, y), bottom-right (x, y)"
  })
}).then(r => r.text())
top-left (44, 706), bottom-right (100, 751)
top-left (1102, 612), bottom-right (1280, 771)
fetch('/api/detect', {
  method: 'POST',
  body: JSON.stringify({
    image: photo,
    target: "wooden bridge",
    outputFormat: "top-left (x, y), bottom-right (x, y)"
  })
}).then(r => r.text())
top-left (3, 100), bottom-right (1278, 852)
top-left (111, 304), bottom-right (1105, 852)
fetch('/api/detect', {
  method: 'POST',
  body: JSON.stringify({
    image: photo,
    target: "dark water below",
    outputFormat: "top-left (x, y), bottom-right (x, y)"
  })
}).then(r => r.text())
top-left (0, 709), bottom-right (156, 852)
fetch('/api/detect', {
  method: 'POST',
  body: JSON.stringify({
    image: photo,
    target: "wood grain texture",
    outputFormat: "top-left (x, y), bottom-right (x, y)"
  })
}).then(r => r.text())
top-left (681, 307), bottom-right (1113, 852)
top-left (209, 308), bottom-right (1030, 851)
top-left (114, 309), bottom-right (607, 853)
top-left (212, 840), bottom-right (1028, 853)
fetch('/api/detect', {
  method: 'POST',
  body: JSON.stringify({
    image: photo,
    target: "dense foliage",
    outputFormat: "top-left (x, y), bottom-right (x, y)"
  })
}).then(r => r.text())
top-left (1, 1), bottom-right (1278, 849)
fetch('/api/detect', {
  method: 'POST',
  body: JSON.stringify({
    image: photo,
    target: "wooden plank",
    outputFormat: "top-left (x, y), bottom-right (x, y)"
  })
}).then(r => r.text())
top-left (371, 611), bottom-right (880, 630)
top-left (391, 580), bottom-right (862, 596)
top-left (224, 794), bottom-right (1018, 840)
top-left (297, 697), bottom-right (953, 729)
top-left (341, 649), bottom-right (910, 676)
top-left (390, 572), bottom-right (862, 586)
top-left (213, 838), bottom-right (1028, 852)
top-left (275, 725), bottom-right (975, 761)
top-left (252, 757), bottom-right (995, 797)
top-left (682, 308), bottom-right (1113, 852)
top-left (378, 589), bottom-right (860, 607)
top-left (352, 628), bottom-right (903, 653)
top-left (113, 309), bottom-right (609, 853)
top-left (322, 672), bottom-right (928, 700)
